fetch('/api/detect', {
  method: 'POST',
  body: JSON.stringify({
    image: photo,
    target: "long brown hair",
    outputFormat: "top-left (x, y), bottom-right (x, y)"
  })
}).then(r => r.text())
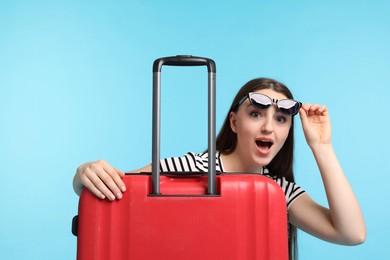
top-left (216, 78), bottom-right (298, 259)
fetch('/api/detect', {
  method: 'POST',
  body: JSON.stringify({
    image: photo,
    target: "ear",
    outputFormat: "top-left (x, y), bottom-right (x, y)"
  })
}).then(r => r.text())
top-left (229, 112), bottom-right (238, 133)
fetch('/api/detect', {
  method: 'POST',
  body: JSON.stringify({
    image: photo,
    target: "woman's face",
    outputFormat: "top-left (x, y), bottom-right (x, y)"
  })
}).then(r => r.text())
top-left (229, 88), bottom-right (292, 171)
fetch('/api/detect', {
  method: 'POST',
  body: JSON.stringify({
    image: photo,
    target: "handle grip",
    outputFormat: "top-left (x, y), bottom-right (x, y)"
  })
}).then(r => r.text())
top-left (153, 55), bottom-right (216, 73)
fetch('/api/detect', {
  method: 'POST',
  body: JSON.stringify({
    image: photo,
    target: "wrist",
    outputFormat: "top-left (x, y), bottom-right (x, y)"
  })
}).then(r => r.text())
top-left (310, 143), bottom-right (334, 156)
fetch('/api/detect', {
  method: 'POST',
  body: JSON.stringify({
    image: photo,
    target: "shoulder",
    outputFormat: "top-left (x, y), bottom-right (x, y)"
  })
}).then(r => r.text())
top-left (263, 168), bottom-right (306, 209)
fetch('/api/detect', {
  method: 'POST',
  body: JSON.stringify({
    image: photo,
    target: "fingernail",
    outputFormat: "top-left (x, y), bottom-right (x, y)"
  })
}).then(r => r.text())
top-left (109, 194), bottom-right (116, 201)
top-left (120, 186), bottom-right (126, 192)
top-left (116, 192), bottom-right (122, 199)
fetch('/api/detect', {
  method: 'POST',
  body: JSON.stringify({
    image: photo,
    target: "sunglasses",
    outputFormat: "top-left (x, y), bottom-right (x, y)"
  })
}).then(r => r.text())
top-left (237, 92), bottom-right (302, 116)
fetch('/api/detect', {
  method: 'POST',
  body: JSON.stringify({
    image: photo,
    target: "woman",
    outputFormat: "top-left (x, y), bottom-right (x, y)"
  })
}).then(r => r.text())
top-left (73, 78), bottom-right (366, 259)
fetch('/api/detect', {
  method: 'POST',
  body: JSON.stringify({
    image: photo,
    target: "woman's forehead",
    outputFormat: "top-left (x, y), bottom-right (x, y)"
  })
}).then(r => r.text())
top-left (253, 89), bottom-right (288, 100)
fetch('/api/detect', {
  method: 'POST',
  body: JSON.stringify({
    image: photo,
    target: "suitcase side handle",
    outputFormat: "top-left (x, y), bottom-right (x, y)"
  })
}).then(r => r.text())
top-left (151, 55), bottom-right (217, 196)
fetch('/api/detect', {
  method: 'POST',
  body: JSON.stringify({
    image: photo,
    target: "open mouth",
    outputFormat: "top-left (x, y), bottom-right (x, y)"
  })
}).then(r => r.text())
top-left (256, 139), bottom-right (273, 150)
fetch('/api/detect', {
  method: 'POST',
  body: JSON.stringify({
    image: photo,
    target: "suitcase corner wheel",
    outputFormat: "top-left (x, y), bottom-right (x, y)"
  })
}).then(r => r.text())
top-left (72, 215), bottom-right (78, 236)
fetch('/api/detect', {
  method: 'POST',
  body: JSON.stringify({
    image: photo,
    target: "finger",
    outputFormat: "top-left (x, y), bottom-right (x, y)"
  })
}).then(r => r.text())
top-left (299, 107), bottom-right (311, 130)
top-left (79, 168), bottom-right (112, 200)
top-left (93, 167), bottom-right (123, 200)
top-left (114, 167), bottom-right (125, 176)
top-left (318, 105), bottom-right (328, 115)
top-left (308, 104), bottom-right (320, 115)
top-left (312, 105), bottom-right (328, 117)
top-left (300, 103), bottom-right (311, 112)
top-left (301, 104), bottom-right (319, 117)
top-left (85, 167), bottom-right (117, 201)
top-left (81, 176), bottom-right (106, 200)
top-left (98, 161), bottom-right (126, 194)
top-left (114, 168), bottom-right (126, 192)
top-left (101, 165), bottom-right (126, 197)
top-left (90, 161), bottom-right (123, 195)
top-left (303, 104), bottom-right (326, 116)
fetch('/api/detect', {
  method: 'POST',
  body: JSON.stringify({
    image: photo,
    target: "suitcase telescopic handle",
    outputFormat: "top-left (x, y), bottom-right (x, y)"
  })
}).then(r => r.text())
top-left (151, 55), bottom-right (217, 196)
top-left (153, 55), bottom-right (216, 73)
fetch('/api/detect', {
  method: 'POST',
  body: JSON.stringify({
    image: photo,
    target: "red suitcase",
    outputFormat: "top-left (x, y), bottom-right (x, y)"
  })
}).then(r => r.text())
top-left (73, 56), bottom-right (288, 260)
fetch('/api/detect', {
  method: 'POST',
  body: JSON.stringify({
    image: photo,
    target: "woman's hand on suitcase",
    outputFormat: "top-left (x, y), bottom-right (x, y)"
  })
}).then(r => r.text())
top-left (76, 160), bottom-right (126, 200)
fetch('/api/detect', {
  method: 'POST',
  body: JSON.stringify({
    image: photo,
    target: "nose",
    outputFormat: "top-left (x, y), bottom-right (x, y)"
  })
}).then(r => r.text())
top-left (260, 115), bottom-right (274, 134)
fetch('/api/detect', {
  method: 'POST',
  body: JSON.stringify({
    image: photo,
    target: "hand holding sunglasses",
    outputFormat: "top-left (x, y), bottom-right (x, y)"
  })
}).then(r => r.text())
top-left (299, 104), bottom-right (331, 147)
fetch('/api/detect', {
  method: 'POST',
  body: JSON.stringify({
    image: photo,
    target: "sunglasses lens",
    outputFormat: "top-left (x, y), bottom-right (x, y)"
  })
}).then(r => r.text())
top-left (250, 94), bottom-right (272, 109)
top-left (278, 100), bottom-right (301, 115)
top-left (245, 93), bottom-right (301, 116)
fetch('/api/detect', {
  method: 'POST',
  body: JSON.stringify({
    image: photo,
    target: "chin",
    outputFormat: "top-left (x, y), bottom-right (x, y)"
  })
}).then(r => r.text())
top-left (253, 158), bottom-right (272, 168)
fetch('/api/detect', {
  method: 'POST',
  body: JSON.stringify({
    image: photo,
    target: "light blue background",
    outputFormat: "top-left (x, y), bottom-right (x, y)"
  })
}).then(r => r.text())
top-left (1, 1), bottom-right (389, 259)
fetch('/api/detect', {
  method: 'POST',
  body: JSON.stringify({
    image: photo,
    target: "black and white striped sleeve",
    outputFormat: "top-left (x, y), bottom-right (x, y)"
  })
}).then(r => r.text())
top-left (160, 152), bottom-right (202, 172)
top-left (272, 176), bottom-right (305, 209)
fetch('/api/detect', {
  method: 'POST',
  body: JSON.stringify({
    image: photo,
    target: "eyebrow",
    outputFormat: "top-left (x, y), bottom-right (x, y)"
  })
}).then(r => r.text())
top-left (244, 102), bottom-right (254, 109)
top-left (245, 103), bottom-right (261, 111)
top-left (246, 103), bottom-right (291, 116)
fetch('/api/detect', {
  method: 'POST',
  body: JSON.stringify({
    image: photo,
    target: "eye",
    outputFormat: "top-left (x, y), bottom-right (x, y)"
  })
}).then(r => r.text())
top-left (249, 110), bottom-right (262, 118)
top-left (276, 115), bottom-right (288, 123)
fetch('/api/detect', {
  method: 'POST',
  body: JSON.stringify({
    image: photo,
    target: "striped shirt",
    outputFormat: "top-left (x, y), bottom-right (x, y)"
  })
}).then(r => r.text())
top-left (160, 152), bottom-right (305, 209)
